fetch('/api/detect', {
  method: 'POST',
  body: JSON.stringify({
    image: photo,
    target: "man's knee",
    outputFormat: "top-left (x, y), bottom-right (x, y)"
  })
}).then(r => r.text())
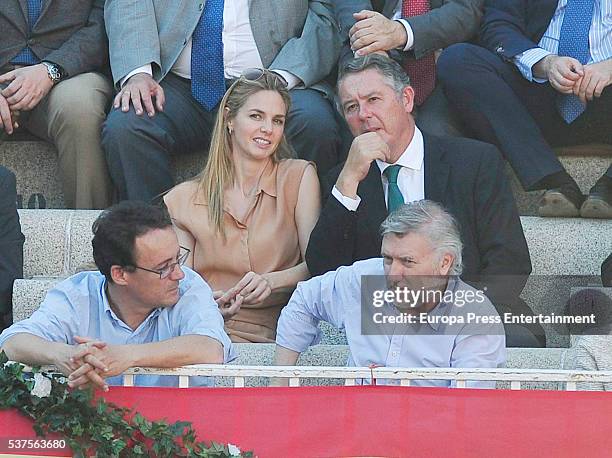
top-left (47, 72), bottom-right (112, 124)
top-left (438, 43), bottom-right (493, 85)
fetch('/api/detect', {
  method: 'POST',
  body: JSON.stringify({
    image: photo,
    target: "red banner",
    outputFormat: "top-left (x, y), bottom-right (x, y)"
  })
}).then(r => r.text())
top-left (2, 386), bottom-right (612, 457)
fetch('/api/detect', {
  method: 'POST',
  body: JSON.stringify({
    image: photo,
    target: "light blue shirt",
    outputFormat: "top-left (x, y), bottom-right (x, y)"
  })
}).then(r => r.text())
top-left (0, 268), bottom-right (235, 387)
top-left (515, 0), bottom-right (612, 82)
top-left (276, 259), bottom-right (506, 388)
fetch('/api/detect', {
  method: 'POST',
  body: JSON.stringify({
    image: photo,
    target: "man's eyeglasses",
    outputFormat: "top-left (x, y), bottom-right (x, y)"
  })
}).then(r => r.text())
top-left (130, 246), bottom-right (191, 279)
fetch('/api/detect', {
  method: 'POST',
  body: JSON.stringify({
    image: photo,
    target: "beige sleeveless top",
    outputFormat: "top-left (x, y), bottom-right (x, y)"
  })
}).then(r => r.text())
top-left (164, 159), bottom-right (313, 343)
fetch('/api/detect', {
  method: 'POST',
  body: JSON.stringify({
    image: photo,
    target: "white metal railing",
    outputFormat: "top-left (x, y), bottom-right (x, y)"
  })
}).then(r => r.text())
top-left (119, 365), bottom-right (612, 391)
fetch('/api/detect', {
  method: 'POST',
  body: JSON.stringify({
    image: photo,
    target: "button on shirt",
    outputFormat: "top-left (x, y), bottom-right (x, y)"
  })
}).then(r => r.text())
top-left (276, 258), bottom-right (506, 388)
top-left (122, 0), bottom-right (300, 89)
top-left (333, 126), bottom-right (425, 211)
top-left (515, 0), bottom-right (612, 82)
top-left (0, 268), bottom-right (235, 387)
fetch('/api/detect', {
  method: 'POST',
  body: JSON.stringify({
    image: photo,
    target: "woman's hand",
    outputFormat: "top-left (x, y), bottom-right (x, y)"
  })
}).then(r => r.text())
top-left (213, 290), bottom-right (243, 320)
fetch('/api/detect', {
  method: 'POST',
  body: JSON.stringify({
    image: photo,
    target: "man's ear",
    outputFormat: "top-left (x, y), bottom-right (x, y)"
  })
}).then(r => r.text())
top-left (402, 85), bottom-right (415, 114)
top-left (439, 253), bottom-right (454, 276)
top-left (110, 265), bottom-right (129, 286)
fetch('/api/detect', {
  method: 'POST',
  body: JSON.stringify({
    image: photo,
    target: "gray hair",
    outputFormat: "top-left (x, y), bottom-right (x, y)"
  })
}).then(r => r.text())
top-left (337, 54), bottom-right (411, 98)
top-left (380, 200), bottom-right (464, 275)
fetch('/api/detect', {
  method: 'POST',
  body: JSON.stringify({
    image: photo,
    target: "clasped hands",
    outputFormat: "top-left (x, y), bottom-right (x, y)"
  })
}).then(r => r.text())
top-left (59, 336), bottom-right (132, 392)
top-left (540, 55), bottom-right (612, 104)
top-left (0, 64), bottom-right (54, 134)
top-left (214, 271), bottom-right (273, 320)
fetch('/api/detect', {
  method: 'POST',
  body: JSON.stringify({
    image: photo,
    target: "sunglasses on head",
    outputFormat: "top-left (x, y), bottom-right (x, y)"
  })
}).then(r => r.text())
top-left (239, 68), bottom-right (288, 88)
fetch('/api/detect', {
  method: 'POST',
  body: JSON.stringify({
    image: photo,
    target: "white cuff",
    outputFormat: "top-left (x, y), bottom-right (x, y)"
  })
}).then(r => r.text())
top-left (513, 48), bottom-right (551, 83)
top-left (271, 70), bottom-right (302, 90)
top-left (120, 64), bottom-right (153, 88)
top-left (395, 19), bottom-right (415, 51)
top-left (332, 185), bottom-right (361, 211)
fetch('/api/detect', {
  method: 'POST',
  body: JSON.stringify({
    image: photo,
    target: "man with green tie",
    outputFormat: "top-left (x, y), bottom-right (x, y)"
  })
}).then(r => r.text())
top-left (305, 54), bottom-right (543, 346)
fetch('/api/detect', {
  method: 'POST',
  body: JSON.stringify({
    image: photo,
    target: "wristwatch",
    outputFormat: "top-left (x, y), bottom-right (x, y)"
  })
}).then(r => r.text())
top-left (42, 61), bottom-right (64, 85)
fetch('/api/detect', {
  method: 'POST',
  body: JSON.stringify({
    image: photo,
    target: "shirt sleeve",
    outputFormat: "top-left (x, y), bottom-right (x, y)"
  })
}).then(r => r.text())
top-left (513, 48), bottom-right (551, 83)
top-left (450, 332), bottom-right (506, 389)
top-left (170, 269), bottom-right (235, 363)
top-left (0, 285), bottom-right (79, 348)
top-left (276, 266), bottom-right (356, 353)
top-left (331, 185), bottom-right (362, 211)
top-left (271, 70), bottom-right (302, 90)
top-left (395, 19), bottom-right (415, 51)
top-left (120, 64), bottom-right (154, 88)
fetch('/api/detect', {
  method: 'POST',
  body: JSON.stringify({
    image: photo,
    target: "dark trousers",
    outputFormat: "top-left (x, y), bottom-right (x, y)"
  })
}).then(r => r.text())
top-left (0, 166), bottom-right (24, 331)
top-left (438, 43), bottom-right (612, 191)
top-left (102, 73), bottom-right (343, 202)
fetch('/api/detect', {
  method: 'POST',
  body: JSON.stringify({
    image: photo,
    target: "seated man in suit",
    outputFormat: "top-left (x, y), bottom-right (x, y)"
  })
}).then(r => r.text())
top-left (0, 166), bottom-right (24, 332)
top-left (0, 201), bottom-right (234, 389)
top-left (276, 201), bottom-right (506, 387)
top-left (0, 0), bottom-right (113, 209)
top-left (333, 0), bottom-right (484, 136)
top-left (306, 54), bottom-right (542, 346)
top-left (438, 0), bottom-right (612, 218)
top-left (102, 0), bottom-right (343, 202)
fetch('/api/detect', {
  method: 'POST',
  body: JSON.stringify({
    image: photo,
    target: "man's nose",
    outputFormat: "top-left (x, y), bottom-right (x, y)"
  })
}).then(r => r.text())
top-left (358, 104), bottom-right (371, 120)
top-left (170, 263), bottom-right (185, 281)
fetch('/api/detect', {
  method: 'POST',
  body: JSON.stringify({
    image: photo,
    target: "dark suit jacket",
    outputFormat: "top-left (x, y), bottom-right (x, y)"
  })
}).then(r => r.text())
top-left (1, 0), bottom-right (108, 76)
top-left (306, 134), bottom-right (532, 287)
top-left (0, 167), bottom-right (24, 325)
top-left (334, 0), bottom-right (484, 62)
top-left (479, 0), bottom-right (558, 60)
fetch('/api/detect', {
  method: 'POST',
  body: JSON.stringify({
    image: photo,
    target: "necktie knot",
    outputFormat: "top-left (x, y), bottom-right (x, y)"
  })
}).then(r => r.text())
top-left (384, 165), bottom-right (402, 184)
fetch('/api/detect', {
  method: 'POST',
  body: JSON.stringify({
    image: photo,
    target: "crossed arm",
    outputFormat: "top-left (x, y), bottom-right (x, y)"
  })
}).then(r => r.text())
top-left (1, 333), bottom-right (223, 391)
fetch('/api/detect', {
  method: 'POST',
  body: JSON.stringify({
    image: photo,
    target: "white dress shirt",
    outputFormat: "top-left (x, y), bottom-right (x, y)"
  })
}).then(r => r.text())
top-left (276, 258), bottom-right (507, 388)
top-left (122, 0), bottom-right (300, 89)
top-left (332, 126), bottom-right (425, 211)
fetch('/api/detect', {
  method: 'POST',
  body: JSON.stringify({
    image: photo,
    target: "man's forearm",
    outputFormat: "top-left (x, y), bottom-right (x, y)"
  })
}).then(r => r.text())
top-left (125, 335), bottom-right (224, 367)
top-left (1, 333), bottom-right (70, 367)
top-left (273, 344), bottom-right (301, 366)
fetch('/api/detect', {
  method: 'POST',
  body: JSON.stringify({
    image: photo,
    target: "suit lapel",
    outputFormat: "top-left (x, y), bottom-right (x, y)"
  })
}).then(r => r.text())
top-left (37, 0), bottom-right (53, 25)
top-left (360, 162), bottom-right (387, 236)
top-left (17, 0), bottom-right (28, 22)
top-left (423, 135), bottom-right (450, 203)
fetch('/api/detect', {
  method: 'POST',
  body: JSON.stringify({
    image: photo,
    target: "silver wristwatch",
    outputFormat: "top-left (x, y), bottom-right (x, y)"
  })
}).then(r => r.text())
top-left (42, 61), bottom-right (63, 84)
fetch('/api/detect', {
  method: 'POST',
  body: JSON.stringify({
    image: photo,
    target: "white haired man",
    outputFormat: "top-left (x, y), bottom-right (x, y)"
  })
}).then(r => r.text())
top-left (275, 200), bottom-right (506, 387)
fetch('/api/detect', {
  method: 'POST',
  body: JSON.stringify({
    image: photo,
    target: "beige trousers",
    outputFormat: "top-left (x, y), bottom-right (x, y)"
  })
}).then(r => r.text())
top-left (24, 72), bottom-right (113, 209)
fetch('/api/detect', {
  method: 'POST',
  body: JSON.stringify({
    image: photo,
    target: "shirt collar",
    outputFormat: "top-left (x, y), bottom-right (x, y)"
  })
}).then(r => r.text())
top-left (193, 160), bottom-right (278, 206)
top-left (376, 126), bottom-right (424, 175)
top-left (101, 278), bottom-right (162, 331)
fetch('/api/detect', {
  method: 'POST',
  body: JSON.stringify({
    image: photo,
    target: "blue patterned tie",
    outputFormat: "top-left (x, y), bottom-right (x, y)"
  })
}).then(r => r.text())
top-left (191, 0), bottom-right (225, 111)
top-left (11, 0), bottom-right (42, 65)
top-left (556, 0), bottom-right (595, 124)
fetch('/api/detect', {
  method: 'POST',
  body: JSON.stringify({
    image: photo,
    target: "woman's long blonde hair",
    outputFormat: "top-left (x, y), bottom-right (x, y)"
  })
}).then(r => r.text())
top-left (195, 70), bottom-right (295, 235)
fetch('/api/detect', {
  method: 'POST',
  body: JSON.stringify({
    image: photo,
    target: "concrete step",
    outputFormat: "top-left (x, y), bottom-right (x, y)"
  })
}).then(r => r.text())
top-left (19, 210), bottom-right (611, 279)
top-left (15, 210), bottom-right (612, 348)
top-left (509, 144), bottom-right (612, 215)
top-left (1, 140), bottom-right (205, 209)
top-left (3, 139), bottom-right (611, 213)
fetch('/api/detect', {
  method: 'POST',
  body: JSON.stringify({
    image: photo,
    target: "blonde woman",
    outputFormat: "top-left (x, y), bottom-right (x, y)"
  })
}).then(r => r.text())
top-left (164, 69), bottom-right (320, 343)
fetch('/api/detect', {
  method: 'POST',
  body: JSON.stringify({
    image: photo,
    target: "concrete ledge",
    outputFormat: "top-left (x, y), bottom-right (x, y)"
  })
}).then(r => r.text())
top-left (2, 140), bottom-right (204, 209)
top-left (214, 344), bottom-right (568, 388)
top-left (4, 140), bottom-right (611, 213)
top-left (19, 211), bottom-right (612, 279)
